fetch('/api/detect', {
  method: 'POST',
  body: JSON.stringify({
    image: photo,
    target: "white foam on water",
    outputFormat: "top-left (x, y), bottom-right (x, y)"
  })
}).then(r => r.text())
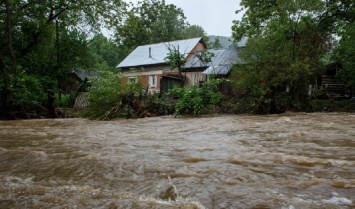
top-left (281, 205), bottom-right (295, 209)
top-left (31, 150), bottom-right (48, 159)
top-left (280, 193), bottom-right (354, 209)
top-left (282, 117), bottom-right (292, 123)
top-left (4, 176), bottom-right (34, 187)
top-left (138, 196), bottom-right (206, 209)
top-left (322, 196), bottom-right (353, 206)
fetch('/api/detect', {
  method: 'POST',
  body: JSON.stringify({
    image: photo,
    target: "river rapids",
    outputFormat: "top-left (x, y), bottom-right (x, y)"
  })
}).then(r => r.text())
top-left (0, 113), bottom-right (354, 209)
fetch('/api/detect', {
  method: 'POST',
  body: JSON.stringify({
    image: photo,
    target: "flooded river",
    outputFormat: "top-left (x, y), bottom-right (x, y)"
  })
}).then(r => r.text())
top-left (0, 113), bottom-right (354, 209)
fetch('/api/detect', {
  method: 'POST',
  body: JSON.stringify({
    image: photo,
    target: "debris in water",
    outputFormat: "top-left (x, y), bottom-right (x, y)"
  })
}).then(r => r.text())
top-left (159, 184), bottom-right (178, 201)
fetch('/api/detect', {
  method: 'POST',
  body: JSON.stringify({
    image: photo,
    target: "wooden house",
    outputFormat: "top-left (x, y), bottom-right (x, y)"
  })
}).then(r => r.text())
top-left (319, 62), bottom-right (352, 99)
top-left (62, 69), bottom-right (101, 108)
top-left (63, 69), bottom-right (101, 94)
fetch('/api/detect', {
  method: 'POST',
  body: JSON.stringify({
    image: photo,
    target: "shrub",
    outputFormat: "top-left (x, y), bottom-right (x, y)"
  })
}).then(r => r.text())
top-left (165, 79), bottom-right (226, 116)
top-left (84, 71), bottom-right (158, 119)
top-left (83, 71), bottom-right (123, 119)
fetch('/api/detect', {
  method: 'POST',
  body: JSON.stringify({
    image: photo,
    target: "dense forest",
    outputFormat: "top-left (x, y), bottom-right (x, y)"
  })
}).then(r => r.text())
top-left (1, 0), bottom-right (354, 119)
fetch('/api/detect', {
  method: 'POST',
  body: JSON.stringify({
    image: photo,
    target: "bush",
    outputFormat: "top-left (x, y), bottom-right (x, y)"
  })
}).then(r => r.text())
top-left (164, 79), bottom-right (226, 116)
top-left (83, 71), bottom-right (165, 119)
top-left (57, 92), bottom-right (76, 108)
top-left (83, 71), bottom-right (124, 119)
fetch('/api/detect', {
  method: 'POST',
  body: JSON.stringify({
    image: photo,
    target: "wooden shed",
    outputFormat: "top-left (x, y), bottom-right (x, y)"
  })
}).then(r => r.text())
top-left (321, 63), bottom-right (349, 97)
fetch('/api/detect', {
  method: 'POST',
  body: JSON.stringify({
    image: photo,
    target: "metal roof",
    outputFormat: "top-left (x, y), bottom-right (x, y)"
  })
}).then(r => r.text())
top-left (116, 37), bottom-right (203, 68)
top-left (183, 48), bottom-right (243, 75)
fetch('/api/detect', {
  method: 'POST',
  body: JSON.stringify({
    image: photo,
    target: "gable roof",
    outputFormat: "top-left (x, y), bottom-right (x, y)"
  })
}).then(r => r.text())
top-left (116, 37), bottom-right (204, 68)
top-left (183, 48), bottom-right (243, 75)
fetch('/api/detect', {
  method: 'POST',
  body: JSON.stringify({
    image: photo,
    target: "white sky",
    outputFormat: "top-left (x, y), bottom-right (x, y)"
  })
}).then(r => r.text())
top-left (127, 0), bottom-right (243, 37)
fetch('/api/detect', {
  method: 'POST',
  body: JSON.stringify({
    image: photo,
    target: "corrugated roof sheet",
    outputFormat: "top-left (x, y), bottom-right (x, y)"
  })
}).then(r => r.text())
top-left (116, 37), bottom-right (203, 68)
top-left (184, 48), bottom-right (243, 75)
top-left (236, 37), bottom-right (248, 47)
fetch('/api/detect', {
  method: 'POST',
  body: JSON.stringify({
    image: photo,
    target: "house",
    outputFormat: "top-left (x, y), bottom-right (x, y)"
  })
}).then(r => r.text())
top-left (318, 62), bottom-right (353, 99)
top-left (62, 69), bottom-right (101, 108)
top-left (63, 69), bottom-right (101, 94)
top-left (116, 37), bottom-right (207, 94)
top-left (182, 48), bottom-right (243, 86)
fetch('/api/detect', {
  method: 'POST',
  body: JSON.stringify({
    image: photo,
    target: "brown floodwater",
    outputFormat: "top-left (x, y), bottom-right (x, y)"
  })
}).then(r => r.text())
top-left (0, 113), bottom-right (354, 209)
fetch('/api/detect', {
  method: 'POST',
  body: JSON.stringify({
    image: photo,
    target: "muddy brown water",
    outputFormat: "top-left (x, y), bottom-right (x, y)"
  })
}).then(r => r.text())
top-left (0, 113), bottom-right (354, 209)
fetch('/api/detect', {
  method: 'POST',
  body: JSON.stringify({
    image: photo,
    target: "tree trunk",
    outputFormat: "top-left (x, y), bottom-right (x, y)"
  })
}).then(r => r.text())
top-left (0, 0), bottom-right (17, 119)
top-left (0, 54), bottom-right (15, 119)
top-left (48, 89), bottom-right (57, 118)
top-left (4, 0), bottom-right (17, 75)
top-left (0, 53), bottom-right (9, 89)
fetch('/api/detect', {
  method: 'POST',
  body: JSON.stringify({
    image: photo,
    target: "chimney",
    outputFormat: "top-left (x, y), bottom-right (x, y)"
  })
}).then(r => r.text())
top-left (149, 47), bottom-right (152, 58)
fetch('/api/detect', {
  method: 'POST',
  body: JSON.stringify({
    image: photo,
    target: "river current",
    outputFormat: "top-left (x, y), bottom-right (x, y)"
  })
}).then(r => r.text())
top-left (0, 113), bottom-right (354, 209)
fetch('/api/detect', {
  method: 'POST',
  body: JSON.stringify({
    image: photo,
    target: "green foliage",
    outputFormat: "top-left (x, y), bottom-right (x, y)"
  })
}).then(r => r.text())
top-left (12, 73), bottom-right (46, 109)
top-left (165, 45), bottom-right (185, 70)
top-left (84, 71), bottom-right (123, 119)
top-left (89, 34), bottom-right (123, 70)
top-left (209, 37), bottom-right (223, 49)
top-left (0, 0), bottom-right (126, 118)
top-left (332, 22), bottom-right (355, 86)
top-left (57, 29), bottom-right (95, 71)
top-left (57, 93), bottom-right (76, 108)
top-left (194, 51), bottom-right (215, 64)
top-left (165, 79), bottom-right (226, 115)
top-left (231, 0), bottom-right (331, 113)
top-left (164, 45), bottom-right (185, 84)
top-left (230, 35), bottom-right (318, 113)
top-left (85, 71), bottom-right (166, 119)
top-left (115, 0), bottom-right (189, 52)
top-left (84, 73), bottom-right (176, 120)
top-left (183, 25), bottom-right (210, 43)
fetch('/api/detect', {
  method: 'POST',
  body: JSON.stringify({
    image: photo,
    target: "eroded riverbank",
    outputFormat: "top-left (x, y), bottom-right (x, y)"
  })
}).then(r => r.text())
top-left (0, 113), bottom-right (354, 208)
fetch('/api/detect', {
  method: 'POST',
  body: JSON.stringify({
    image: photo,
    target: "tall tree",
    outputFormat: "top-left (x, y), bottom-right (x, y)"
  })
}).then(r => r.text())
top-left (332, 21), bottom-right (355, 87)
top-left (326, 1), bottom-right (355, 88)
top-left (115, 0), bottom-right (189, 53)
top-left (231, 0), bottom-right (331, 113)
top-left (183, 25), bottom-right (210, 43)
top-left (0, 0), bottom-right (126, 118)
top-left (89, 34), bottom-right (122, 70)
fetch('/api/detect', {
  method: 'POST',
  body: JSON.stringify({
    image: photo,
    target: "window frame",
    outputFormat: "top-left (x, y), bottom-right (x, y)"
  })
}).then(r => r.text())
top-left (149, 75), bottom-right (157, 88)
top-left (128, 76), bottom-right (137, 84)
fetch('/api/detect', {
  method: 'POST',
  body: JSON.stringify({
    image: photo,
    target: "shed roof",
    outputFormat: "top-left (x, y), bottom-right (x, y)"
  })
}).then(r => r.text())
top-left (72, 69), bottom-right (101, 81)
top-left (184, 48), bottom-right (243, 75)
top-left (116, 37), bottom-right (204, 68)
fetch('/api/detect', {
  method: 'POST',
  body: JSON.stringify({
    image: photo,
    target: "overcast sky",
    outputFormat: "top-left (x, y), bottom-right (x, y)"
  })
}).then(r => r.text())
top-left (128, 0), bottom-right (243, 37)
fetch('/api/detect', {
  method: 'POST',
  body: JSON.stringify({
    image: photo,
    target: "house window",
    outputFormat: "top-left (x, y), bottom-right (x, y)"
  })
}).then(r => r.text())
top-left (149, 75), bottom-right (157, 88)
top-left (128, 77), bottom-right (137, 84)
